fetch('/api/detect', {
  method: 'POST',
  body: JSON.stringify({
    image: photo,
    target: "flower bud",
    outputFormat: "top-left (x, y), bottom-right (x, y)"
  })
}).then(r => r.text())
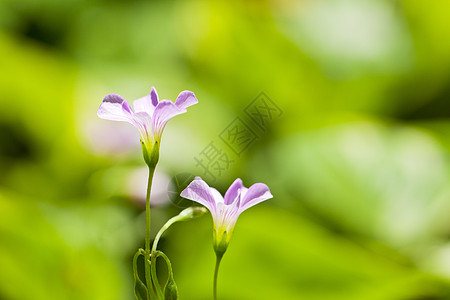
top-left (177, 206), bottom-right (207, 221)
top-left (164, 278), bottom-right (178, 300)
top-left (134, 277), bottom-right (148, 300)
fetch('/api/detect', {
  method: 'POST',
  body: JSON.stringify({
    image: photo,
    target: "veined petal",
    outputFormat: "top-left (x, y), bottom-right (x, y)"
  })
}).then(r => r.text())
top-left (132, 112), bottom-right (153, 142)
top-left (132, 87), bottom-right (159, 114)
top-left (239, 183), bottom-right (272, 212)
top-left (224, 178), bottom-right (244, 205)
top-left (133, 94), bottom-right (155, 115)
top-left (222, 200), bottom-right (241, 231)
top-left (97, 94), bottom-right (134, 123)
top-left (239, 187), bottom-right (248, 204)
top-left (210, 187), bottom-right (225, 204)
top-left (152, 100), bottom-right (186, 139)
top-left (175, 91), bottom-right (198, 110)
top-left (181, 177), bottom-right (272, 256)
top-left (180, 177), bottom-right (218, 216)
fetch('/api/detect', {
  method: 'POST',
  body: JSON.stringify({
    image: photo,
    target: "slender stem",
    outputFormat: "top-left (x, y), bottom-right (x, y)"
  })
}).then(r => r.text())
top-left (150, 214), bottom-right (185, 299)
top-left (133, 250), bottom-right (140, 282)
top-left (150, 251), bottom-right (176, 299)
top-left (213, 254), bottom-right (223, 300)
top-left (145, 166), bottom-right (155, 251)
top-left (152, 217), bottom-right (177, 253)
top-left (155, 251), bottom-right (173, 277)
top-left (133, 250), bottom-right (147, 300)
top-left (150, 254), bottom-right (164, 299)
top-left (145, 167), bottom-right (156, 299)
top-left (147, 164), bottom-right (164, 299)
top-left (149, 211), bottom-right (186, 299)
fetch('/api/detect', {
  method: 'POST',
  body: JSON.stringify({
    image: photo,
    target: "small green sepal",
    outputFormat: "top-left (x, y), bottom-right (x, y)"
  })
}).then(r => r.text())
top-left (213, 229), bottom-right (229, 258)
top-left (141, 140), bottom-right (160, 168)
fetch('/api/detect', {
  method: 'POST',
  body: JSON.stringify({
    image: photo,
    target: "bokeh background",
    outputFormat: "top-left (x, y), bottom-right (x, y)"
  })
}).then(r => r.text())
top-left (0, 0), bottom-right (449, 299)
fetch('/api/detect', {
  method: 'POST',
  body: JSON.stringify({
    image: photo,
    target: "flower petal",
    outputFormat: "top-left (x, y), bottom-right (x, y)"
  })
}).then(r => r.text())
top-left (239, 183), bottom-right (272, 212)
top-left (224, 178), bottom-right (244, 205)
top-left (133, 94), bottom-right (155, 115)
top-left (150, 86), bottom-right (159, 106)
top-left (175, 91), bottom-right (198, 109)
top-left (97, 94), bottom-right (134, 123)
top-left (180, 177), bottom-right (220, 215)
top-left (132, 87), bottom-right (159, 114)
top-left (133, 87), bottom-right (160, 114)
top-left (152, 100), bottom-right (186, 139)
top-left (132, 112), bottom-right (153, 140)
top-left (210, 187), bottom-right (225, 204)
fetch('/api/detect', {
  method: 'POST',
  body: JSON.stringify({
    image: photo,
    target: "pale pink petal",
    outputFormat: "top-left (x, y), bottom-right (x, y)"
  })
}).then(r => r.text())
top-left (97, 94), bottom-right (134, 123)
top-left (132, 87), bottom-right (159, 114)
top-left (180, 177), bottom-right (217, 215)
top-left (152, 100), bottom-right (186, 139)
top-left (221, 201), bottom-right (241, 231)
top-left (133, 94), bottom-right (154, 114)
top-left (224, 178), bottom-right (244, 205)
top-left (239, 183), bottom-right (272, 212)
top-left (132, 112), bottom-right (153, 141)
top-left (175, 91), bottom-right (198, 110)
top-left (210, 187), bottom-right (225, 204)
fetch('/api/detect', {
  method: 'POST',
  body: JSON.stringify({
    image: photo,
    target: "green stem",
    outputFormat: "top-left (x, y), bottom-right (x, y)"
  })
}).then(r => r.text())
top-left (157, 251), bottom-right (178, 299)
top-left (155, 251), bottom-right (173, 277)
top-left (145, 166), bottom-right (156, 299)
top-left (147, 205), bottom-right (205, 298)
top-left (152, 206), bottom-right (207, 255)
top-left (150, 254), bottom-right (164, 299)
top-left (133, 249), bottom-right (149, 300)
top-left (213, 254), bottom-right (223, 300)
top-left (133, 250), bottom-right (141, 282)
top-left (147, 164), bottom-right (164, 299)
top-left (152, 217), bottom-right (177, 253)
top-left (145, 166), bottom-right (155, 253)
top-left (150, 210), bottom-right (198, 299)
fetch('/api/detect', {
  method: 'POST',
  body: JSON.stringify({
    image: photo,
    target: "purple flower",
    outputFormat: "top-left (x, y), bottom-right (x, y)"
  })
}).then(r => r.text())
top-left (181, 177), bottom-right (273, 255)
top-left (97, 87), bottom-right (198, 156)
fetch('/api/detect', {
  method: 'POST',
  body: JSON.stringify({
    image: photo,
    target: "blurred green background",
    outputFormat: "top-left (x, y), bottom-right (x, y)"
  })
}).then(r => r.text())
top-left (0, 0), bottom-right (449, 299)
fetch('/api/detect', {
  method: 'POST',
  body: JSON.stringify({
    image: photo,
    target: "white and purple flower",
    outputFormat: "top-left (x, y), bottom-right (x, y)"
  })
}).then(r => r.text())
top-left (181, 177), bottom-right (273, 255)
top-left (97, 87), bottom-right (198, 165)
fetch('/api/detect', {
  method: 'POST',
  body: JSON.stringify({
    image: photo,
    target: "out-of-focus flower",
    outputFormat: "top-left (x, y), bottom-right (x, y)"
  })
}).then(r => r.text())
top-left (97, 87), bottom-right (198, 166)
top-left (181, 177), bottom-right (273, 255)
